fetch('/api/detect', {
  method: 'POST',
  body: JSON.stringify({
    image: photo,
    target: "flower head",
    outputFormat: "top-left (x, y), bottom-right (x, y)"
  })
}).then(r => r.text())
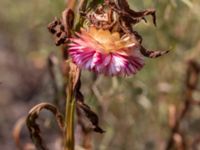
top-left (68, 27), bottom-right (144, 76)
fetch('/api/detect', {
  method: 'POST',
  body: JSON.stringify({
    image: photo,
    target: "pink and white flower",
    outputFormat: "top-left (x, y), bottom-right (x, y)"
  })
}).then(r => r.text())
top-left (68, 27), bottom-right (144, 76)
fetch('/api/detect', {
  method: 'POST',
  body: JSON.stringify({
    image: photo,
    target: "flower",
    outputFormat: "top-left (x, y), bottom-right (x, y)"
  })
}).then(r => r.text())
top-left (68, 27), bottom-right (144, 76)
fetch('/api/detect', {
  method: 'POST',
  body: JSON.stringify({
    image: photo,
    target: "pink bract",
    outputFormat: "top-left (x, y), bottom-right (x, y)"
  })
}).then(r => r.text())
top-left (68, 27), bottom-right (144, 76)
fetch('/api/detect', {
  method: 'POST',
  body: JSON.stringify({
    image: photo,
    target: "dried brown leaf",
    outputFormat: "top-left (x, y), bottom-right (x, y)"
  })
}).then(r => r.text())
top-left (106, 0), bottom-right (156, 25)
top-left (62, 8), bottom-right (74, 36)
top-left (47, 9), bottom-right (74, 46)
top-left (67, 61), bottom-right (104, 133)
top-left (26, 103), bottom-right (64, 150)
top-left (140, 46), bottom-right (169, 58)
top-left (76, 101), bottom-right (105, 133)
top-left (71, 64), bottom-right (104, 133)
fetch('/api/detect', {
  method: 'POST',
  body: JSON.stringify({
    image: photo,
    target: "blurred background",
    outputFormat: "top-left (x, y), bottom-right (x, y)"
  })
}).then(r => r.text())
top-left (0, 0), bottom-right (200, 149)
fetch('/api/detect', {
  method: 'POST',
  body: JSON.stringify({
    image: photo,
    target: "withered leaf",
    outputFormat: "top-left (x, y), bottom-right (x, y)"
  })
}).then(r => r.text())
top-left (47, 9), bottom-right (74, 46)
top-left (48, 18), bottom-right (68, 46)
top-left (76, 101), bottom-right (105, 133)
top-left (62, 8), bottom-right (74, 35)
top-left (106, 0), bottom-right (156, 25)
top-left (140, 46), bottom-right (169, 58)
top-left (117, 0), bottom-right (156, 25)
top-left (26, 103), bottom-right (64, 150)
top-left (70, 61), bottom-right (104, 133)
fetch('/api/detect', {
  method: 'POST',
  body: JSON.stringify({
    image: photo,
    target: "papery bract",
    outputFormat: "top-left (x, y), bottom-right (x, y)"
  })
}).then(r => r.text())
top-left (69, 27), bottom-right (144, 76)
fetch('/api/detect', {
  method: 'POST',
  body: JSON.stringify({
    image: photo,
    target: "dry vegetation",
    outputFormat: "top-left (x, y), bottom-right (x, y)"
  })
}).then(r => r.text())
top-left (0, 0), bottom-right (200, 149)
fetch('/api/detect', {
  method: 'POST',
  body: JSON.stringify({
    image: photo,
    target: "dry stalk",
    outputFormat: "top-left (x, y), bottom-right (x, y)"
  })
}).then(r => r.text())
top-left (166, 60), bottom-right (200, 150)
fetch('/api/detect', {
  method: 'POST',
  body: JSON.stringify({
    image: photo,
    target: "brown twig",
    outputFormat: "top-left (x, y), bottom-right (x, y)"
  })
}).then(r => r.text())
top-left (166, 60), bottom-right (200, 150)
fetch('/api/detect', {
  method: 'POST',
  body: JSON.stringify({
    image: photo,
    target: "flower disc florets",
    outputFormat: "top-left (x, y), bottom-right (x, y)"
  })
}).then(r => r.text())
top-left (69, 27), bottom-right (144, 76)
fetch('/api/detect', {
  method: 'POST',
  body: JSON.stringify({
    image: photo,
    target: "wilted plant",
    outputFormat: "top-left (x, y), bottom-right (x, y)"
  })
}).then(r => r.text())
top-left (24, 0), bottom-right (169, 150)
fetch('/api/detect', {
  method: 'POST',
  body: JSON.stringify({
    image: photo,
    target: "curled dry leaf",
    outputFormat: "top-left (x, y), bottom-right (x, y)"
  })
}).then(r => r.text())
top-left (26, 103), bottom-right (64, 150)
top-left (109, 0), bottom-right (168, 58)
top-left (47, 18), bottom-right (67, 46)
top-left (47, 8), bottom-right (74, 46)
top-left (80, 0), bottom-right (169, 59)
top-left (106, 0), bottom-right (156, 25)
top-left (76, 101), bottom-right (105, 133)
top-left (140, 46), bottom-right (170, 58)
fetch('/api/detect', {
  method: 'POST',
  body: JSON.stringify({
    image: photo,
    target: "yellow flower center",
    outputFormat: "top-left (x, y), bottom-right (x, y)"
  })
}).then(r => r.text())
top-left (87, 27), bottom-right (137, 53)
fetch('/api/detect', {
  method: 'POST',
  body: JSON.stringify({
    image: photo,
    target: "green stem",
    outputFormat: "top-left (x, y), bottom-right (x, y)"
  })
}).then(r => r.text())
top-left (63, 0), bottom-right (78, 147)
top-left (64, 74), bottom-right (75, 150)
